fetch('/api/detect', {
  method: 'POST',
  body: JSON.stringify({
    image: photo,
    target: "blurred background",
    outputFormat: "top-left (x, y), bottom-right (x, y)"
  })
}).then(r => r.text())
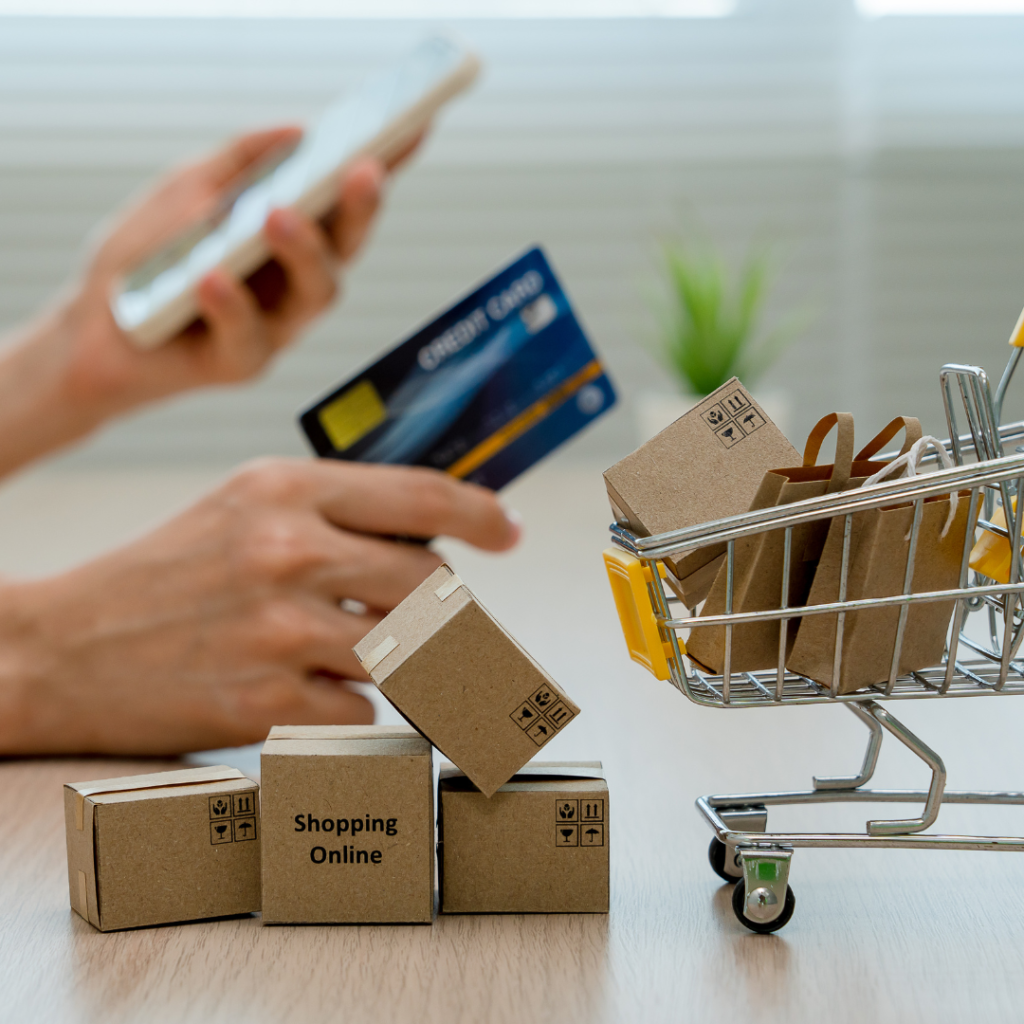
top-left (5, 0), bottom-right (1024, 475)
top-left (0, 0), bottom-right (1023, 586)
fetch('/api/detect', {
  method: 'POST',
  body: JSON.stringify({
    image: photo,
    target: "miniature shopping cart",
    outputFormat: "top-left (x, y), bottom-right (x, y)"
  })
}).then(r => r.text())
top-left (604, 343), bottom-right (1024, 934)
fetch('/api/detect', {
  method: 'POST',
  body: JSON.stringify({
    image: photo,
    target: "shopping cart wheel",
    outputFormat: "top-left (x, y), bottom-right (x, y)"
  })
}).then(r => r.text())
top-left (731, 879), bottom-right (796, 934)
top-left (708, 838), bottom-right (741, 882)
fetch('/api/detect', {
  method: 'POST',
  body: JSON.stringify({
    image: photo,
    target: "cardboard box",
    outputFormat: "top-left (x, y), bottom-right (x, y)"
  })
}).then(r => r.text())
top-left (353, 565), bottom-right (580, 798)
top-left (438, 762), bottom-right (609, 914)
top-left (604, 378), bottom-right (799, 605)
top-left (260, 725), bottom-right (434, 924)
top-left (64, 765), bottom-right (260, 932)
top-left (664, 552), bottom-right (726, 608)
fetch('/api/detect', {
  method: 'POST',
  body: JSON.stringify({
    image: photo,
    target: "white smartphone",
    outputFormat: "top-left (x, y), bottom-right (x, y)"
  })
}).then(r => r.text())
top-left (112, 37), bottom-right (480, 348)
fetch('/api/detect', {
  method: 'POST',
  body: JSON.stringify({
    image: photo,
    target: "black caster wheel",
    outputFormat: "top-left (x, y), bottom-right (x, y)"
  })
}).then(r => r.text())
top-left (731, 879), bottom-right (796, 934)
top-left (708, 837), bottom-right (741, 883)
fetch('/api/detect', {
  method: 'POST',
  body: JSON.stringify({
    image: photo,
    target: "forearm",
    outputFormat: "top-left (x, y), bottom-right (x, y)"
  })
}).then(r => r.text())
top-left (0, 295), bottom-right (111, 479)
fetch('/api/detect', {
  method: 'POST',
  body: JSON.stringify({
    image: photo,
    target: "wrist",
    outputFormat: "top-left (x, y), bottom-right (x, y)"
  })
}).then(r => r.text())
top-left (0, 289), bottom-right (113, 476)
top-left (0, 578), bottom-right (55, 755)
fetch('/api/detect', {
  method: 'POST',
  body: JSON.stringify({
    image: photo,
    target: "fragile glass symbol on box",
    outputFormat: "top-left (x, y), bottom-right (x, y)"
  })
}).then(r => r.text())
top-left (211, 821), bottom-right (232, 845)
top-left (509, 687), bottom-right (577, 747)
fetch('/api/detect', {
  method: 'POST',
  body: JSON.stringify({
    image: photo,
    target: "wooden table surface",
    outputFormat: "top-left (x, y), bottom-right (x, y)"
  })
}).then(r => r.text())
top-left (3, 464), bottom-right (1024, 1023)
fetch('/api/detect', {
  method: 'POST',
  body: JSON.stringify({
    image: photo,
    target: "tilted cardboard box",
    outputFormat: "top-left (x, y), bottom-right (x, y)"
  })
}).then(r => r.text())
top-left (353, 565), bottom-right (580, 798)
top-left (438, 762), bottom-right (609, 914)
top-left (64, 765), bottom-right (260, 932)
top-left (604, 378), bottom-right (799, 606)
top-left (260, 725), bottom-right (434, 924)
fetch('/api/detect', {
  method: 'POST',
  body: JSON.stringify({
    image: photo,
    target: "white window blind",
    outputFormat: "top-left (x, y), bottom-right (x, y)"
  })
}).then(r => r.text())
top-left (2, 1), bottom-right (1024, 465)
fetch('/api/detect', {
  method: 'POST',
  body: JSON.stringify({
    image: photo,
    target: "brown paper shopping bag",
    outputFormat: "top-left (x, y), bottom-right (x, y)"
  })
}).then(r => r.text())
top-left (787, 436), bottom-right (973, 694)
top-left (686, 413), bottom-right (922, 674)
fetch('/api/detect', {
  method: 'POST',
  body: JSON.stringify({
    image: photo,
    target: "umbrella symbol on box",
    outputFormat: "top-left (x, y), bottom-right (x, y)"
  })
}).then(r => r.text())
top-left (527, 718), bottom-right (553, 746)
top-left (233, 817), bottom-right (256, 842)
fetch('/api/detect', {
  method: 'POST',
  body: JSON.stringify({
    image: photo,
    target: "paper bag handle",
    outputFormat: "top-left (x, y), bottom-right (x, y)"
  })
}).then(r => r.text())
top-left (854, 416), bottom-right (922, 461)
top-left (802, 412), bottom-right (855, 492)
top-left (863, 435), bottom-right (959, 537)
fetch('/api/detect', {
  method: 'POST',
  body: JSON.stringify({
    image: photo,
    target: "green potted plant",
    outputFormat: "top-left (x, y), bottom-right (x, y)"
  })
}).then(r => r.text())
top-left (639, 233), bottom-right (807, 442)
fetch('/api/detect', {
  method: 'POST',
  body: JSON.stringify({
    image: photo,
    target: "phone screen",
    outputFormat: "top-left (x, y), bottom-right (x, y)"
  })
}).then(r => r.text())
top-left (113, 37), bottom-right (468, 336)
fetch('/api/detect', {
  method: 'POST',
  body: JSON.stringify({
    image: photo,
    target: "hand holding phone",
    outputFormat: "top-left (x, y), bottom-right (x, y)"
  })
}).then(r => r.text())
top-left (112, 38), bottom-right (480, 348)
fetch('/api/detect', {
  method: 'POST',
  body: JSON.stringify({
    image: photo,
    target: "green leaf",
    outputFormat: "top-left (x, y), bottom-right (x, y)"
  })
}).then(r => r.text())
top-left (647, 231), bottom-right (809, 395)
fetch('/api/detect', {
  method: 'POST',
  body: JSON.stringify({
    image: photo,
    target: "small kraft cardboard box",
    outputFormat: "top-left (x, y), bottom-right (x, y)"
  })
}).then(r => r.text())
top-left (604, 378), bottom-right (799, 606)
top-left (438, 762), bottom-right (609, 914)
top-left (64, 765), bottom-right (260, 932)
top-left (260, 725), bottom-right (434, 924)
top-left (353, 565), bottom-right (581, 799)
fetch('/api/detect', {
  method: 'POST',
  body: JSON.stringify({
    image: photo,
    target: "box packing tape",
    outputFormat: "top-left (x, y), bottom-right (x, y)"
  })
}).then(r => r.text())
top-left (439, 763), bottom-right (605, 784)
top-left (266, 727), bottom-right (419, 741)
top-left (434, 574), bottom-right (464, 601)
top-left (359, 635), bottom-right (399, 673)
top-left (70, 765), bottom-right (245, 830)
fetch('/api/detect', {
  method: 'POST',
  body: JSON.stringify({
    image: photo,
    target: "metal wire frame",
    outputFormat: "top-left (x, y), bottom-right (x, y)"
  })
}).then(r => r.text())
top-left (610, 452), bottom-right (1024, 709)
top-left (941, 365), bottom-right (1022, 648)
top-left (880, 418), bottom-right (1024, 466)
top-left (698, 788), bottom-right (1024, 853)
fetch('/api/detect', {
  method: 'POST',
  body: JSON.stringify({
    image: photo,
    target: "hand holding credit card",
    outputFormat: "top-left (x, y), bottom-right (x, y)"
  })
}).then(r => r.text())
top-left (299, 247), bottom-right (616, 491)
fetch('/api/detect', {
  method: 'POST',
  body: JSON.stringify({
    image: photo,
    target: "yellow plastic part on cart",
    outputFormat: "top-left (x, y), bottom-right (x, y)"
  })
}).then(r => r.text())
top-left (970, 498), bottom-right (1017, 583)
top-left (1008, 305), bottom-right (1024, 347)
top-left (602, 547), bottom-right (676, 681)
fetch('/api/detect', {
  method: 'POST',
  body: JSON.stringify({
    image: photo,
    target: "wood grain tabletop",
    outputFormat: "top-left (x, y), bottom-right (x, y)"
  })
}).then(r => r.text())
top-left (3, 465), bottom-right (1024, 1023)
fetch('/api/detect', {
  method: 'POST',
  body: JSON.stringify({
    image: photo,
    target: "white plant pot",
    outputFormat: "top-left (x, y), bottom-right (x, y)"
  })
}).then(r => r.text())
top-left (635, 389), bottom-right (792, 447)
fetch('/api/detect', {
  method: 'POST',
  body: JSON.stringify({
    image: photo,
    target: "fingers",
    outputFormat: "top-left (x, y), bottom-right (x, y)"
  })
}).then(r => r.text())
top-left (263, 208), bottom-right (340, 336)
top-left (86, 127), bottom-right (301, 287)
top-left (298, 678), bottom-right (376, 726)
top-left (265, 597), bottom-right (383, 681)
top-left (329, 157), bottom-right (385, 264)
top-left (204, 126), bottom-right (303, 190)
top-left (297, 519), bottom-right (445, 610)
top-left (233, 672), bottom-right (375, 736)
top-left (192, 269), bottom-right (273, 381)
top-left (384, 127), bottom-right (427, 172)
top-left (307, 462), bottom-right (521, 552)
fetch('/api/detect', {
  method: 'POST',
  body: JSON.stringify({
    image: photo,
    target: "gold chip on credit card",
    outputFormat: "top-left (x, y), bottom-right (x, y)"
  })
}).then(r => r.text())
top-left (318, 380), bottom-right (387, 451)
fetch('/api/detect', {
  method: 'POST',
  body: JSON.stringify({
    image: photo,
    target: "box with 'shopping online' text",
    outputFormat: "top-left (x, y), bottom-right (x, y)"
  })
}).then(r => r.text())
top-left (259, 725), bottom-right (434, 924)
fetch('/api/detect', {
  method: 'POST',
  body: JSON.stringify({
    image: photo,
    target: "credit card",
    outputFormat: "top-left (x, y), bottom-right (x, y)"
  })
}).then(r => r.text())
top-left (298, 246), bottom-right (617, 490)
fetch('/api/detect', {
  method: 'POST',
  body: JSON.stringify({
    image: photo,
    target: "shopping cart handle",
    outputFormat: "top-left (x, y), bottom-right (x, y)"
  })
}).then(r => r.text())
top-left (1009, 304), bottom-right (1024, 347)
top-left (602, 547), bottom-right (675, 681)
